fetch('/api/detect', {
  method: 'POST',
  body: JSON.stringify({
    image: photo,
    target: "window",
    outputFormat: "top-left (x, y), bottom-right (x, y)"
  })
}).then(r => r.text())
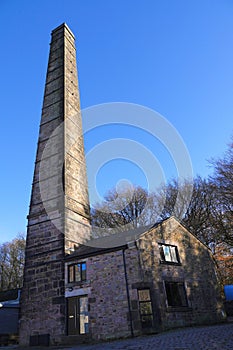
top-left (165, 282), bottom-right (188, 307)
top-left (138, 289), bottom-right (153, 328)
top-left (68, 262), bottom-right (86, 283)
top-left (159, 244), bottom-right (180, 264)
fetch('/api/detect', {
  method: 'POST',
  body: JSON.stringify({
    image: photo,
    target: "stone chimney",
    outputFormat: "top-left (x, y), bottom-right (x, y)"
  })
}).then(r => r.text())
top-left (19, 23), bottom-right (91, 346)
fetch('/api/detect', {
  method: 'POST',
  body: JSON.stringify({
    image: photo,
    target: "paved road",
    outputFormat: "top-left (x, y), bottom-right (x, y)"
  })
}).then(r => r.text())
top-left (60, 323), bottom-right (233, 350)
top-left (4, 323), bottom-right (233, 350)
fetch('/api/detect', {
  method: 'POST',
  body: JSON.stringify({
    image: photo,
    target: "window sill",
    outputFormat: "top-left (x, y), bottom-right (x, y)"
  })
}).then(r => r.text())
top-left (66, 280), bottom-right (89, 288)
top-left (160, 260), bottom-right (181, 266)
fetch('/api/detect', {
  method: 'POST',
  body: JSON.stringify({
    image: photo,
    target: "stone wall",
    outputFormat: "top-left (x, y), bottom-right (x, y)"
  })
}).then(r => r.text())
top-left (88, 250), bottom-right (131, 339)
top-left (137, 217), bottom-right (226, 330)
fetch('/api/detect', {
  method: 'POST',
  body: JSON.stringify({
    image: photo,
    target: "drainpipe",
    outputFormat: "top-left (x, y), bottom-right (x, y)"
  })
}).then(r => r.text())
top-left (122, 248), bottom-right (134, 337)
top-left (135, 239), bottom-right (144, 281)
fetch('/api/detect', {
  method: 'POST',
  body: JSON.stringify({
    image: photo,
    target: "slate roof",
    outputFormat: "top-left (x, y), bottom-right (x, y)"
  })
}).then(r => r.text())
top-left (65, 221), bottom-right (160, 261)
top-left (65, 216), bottom-right (211, 261)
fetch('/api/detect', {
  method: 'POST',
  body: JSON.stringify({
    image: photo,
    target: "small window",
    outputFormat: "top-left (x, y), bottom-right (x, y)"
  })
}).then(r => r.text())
top-left (68, 262), bottom-right (86, 283)
top-left (165, 281), bottom-right (188, 307)
top-left (159, 244), bottom-right (180, 264)
top-left (138, 289), bottom-right (153, 328)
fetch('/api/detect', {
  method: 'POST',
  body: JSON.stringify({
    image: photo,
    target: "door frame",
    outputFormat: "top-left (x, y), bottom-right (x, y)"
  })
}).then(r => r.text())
top-left (66, 295), bottom-right (89, 336)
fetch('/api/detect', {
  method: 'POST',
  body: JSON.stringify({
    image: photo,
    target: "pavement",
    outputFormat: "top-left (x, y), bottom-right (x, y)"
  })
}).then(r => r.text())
top-left (2, 323), bottom-right (233, 350)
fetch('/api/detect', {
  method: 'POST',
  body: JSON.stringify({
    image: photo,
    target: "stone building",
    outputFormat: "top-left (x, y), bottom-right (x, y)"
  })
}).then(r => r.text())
top-left (19, 23), bottom-right (226, 346)
top-left (64, 217), bottom-right (225, 342)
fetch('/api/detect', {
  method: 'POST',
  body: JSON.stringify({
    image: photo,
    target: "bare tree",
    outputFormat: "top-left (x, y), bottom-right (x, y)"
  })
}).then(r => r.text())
top-left (91, 175), bottom-right (232, 246)
top-left (208, 138), bottom-right (233, 245)
top-left (91, 138), bottom-right (233, 246)
top-left (91, 185), bottom-right (160, 235)
top-left (210, 138), bottom-right (233, 208)
top-left (152, 178), bottom-right (193, 221)
top-left (182, 177), bottom-right (217, 245)
top-left (0, 234), bottom-right (25, 292)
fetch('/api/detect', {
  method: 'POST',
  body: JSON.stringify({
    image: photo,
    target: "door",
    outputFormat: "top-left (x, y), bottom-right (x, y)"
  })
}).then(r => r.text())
top-left (67, 296), bottom-right (89, 335)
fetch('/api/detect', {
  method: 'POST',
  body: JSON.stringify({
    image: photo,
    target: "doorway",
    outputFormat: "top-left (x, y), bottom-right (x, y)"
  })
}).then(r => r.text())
top-left (67, 295), bottom-right (89, 335)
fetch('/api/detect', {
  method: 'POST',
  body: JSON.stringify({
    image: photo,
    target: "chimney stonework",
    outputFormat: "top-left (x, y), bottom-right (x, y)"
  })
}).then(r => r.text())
top-left (19, 23), bottom-right (91, 346)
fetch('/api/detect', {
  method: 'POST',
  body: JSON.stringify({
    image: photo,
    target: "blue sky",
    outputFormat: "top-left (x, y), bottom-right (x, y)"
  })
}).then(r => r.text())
top-left (0, 0), bottom-right (233, 242)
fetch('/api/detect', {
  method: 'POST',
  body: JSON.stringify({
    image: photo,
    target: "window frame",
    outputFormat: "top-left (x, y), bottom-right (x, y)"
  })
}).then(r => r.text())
top-left (68, 262), bottom-right (87, 284)
top-left (137, 288), bottom-right (154, 329)
top-left (164, 281), bottom-right (188, 308)
top-left (159, 243), bottom-right (181, 265)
